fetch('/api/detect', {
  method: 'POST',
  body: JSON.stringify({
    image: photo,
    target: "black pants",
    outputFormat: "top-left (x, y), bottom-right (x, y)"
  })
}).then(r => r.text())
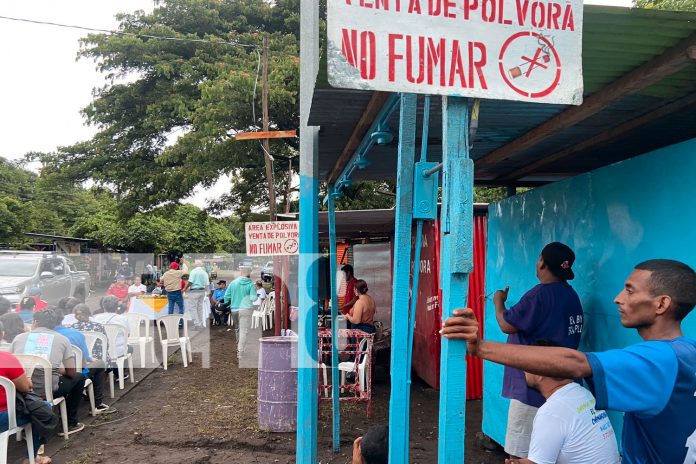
top-left (88, 363), bottom-right (106, 405)
top-left (54, 374), bottom-right (86, 426)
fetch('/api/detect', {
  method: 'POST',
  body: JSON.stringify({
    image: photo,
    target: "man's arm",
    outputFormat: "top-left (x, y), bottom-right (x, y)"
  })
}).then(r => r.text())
top-left (62, 355), bottom-right (78, 378)
top-left (339, 296), bottom-right (358, 313)
top-left (494, 288), bottom-right (518, 334)
top-left (441, 308), bottom-right (592, 379)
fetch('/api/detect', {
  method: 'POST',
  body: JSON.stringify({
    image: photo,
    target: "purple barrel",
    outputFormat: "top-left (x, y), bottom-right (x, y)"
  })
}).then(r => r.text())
top-left (258, 336), bottom-right (298, 432)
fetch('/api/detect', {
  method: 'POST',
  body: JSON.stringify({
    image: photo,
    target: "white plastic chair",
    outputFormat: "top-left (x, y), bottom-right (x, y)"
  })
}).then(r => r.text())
top-left (14, 354), bottom-right (69, 440)
top-left (125, 313), bottom-right (156, 368)
top-left (71, 345), bottom-right (96, 417)
top-left (339, 337), bottom-right (370, 394)
top-left (81, 331), bottom-right (115, 399)
top-left (251, 305), bottom-right (263, 329)
top-left (156, 315), bottom-right (192, 370)
top-left (0, 376), bottom-right (35, 464)
top-left (103, 324), bottom-right (135, 391)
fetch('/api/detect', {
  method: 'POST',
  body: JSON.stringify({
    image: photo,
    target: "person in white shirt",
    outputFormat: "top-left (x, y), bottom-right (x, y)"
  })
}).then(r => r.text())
top-left (506, 340), bottom-right (620, 464)
top-left (93, 296), bottom-right (129, 358)
top-left (254, 279), bottom-right (267, 307)
top-left (128, 276), bottom-right (147, 298)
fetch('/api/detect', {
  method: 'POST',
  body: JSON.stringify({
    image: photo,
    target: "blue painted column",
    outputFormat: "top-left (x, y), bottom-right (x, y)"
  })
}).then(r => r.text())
top-left (327, 184), bottom-right (341, 452)
top-left (297, 0), bottom-right (319, 461)
top-left (388, 93), bottom-right (418, 464)
top-left (437, 97), bottom-right (473, 462)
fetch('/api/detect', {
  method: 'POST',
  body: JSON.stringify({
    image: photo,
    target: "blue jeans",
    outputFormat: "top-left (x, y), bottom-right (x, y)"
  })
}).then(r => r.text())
top-left (167, 290), bottom-right (185, 315)
top-left (0, 407), bottom-right (43, 457)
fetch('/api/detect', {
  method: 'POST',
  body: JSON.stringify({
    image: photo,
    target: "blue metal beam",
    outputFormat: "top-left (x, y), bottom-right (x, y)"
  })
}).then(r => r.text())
top-left (327, 184), bottom-right (341, 452)
top-left (333, 93), bottom-right (401, 194)
top-left (437, 97), bottom-right (473, 462)
top-left (388, 93), bottom-right (417, 464)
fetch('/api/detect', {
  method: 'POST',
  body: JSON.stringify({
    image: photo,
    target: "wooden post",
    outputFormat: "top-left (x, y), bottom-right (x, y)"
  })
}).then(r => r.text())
top-left (437, 96), bottom-right (472, 462)
top-left (262, 33), bottom-right (277, 221)
top-left (388, 93), bottom-right (417, 464)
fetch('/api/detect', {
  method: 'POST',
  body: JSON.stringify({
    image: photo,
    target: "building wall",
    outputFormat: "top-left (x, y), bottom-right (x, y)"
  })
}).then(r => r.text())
top-left (483, 137), bottom-right (696, 446)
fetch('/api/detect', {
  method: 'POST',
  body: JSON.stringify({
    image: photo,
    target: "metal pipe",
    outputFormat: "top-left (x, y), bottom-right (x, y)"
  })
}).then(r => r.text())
top-left (423, 162), bottom-right (443, 178)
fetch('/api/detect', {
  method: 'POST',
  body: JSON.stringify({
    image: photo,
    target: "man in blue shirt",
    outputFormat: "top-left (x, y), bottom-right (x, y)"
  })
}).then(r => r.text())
top-left (442, 259), bottom-right (696, 464)
top-left (494, 242), bottom-right (584, 458)
top-left (210, 280), bottom-right (229, 326)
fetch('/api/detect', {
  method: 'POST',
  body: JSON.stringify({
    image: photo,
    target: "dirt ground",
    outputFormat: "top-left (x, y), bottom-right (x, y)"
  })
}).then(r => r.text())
top-left (36, 324), bottom-right (506, 464)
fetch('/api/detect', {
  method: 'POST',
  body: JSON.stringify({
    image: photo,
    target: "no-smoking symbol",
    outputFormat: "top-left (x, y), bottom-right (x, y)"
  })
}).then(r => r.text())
top-left (284, 238), bottom-right (298, 254)
top-left (499, 32), bottom-right (561, 99)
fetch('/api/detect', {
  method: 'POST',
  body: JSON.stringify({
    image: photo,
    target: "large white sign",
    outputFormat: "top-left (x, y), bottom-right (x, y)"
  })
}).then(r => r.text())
top-left (245, 221), bottom-right (300, 256)
top-left (328, 0), bottom-right (584, 105)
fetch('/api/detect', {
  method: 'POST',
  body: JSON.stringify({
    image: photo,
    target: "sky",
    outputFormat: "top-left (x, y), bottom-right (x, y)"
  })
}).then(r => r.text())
top-left (0, 0), bottom-right (632, 208)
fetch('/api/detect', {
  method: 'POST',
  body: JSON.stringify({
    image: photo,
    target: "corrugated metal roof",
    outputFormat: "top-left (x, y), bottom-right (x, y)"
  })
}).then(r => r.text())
top-left (309, 5), bottom-right (696, 184)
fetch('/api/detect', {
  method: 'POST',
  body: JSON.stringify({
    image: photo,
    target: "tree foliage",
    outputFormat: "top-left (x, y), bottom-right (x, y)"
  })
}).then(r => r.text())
top-left (34, 0), bottom-right (301, 217)
top-left (0, 156), bottom-right (239, 252)
top-left (633, 0), bottom-right (696, 10)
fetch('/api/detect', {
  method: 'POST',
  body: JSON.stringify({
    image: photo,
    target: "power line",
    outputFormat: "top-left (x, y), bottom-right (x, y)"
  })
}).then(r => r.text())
top-left (0, 14), bottom-right (258, 49)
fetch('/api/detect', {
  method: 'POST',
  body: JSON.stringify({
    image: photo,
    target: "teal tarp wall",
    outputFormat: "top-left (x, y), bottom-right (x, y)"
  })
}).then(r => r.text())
top-left (482, 137), bottom-right (696, 446)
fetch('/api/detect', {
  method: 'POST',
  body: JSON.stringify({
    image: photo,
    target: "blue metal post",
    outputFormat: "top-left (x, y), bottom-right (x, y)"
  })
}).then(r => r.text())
top-left (327, 184), bottom-right (341, 452)
top-left (437, 97), bottom-right (473, 462)
top-left (297, 0), bottom-right (319, 461)
top-left (388, 93), bottom-right (417, 464)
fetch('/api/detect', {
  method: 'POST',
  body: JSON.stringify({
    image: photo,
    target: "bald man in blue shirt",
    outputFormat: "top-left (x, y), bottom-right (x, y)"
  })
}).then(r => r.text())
top-left (442, 259), bottom-right (696, 464)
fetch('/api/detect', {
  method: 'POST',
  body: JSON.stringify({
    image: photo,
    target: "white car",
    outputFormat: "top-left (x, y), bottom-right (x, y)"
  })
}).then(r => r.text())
top-left (0, 251), bottom-right (91, 305)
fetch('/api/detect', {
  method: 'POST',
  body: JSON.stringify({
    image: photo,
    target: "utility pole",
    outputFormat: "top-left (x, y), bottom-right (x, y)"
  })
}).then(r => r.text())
top-left (261, 32), bottom-right (277, 221)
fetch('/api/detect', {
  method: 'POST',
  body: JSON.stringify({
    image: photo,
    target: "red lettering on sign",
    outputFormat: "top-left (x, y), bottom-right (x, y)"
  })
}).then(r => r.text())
top-left (549, 3), bottom-right (561, 29)
top-left (429, 0), bottom-right (441, 15)
top-left (444, 0), bottom-right (457, 17)
top-left (407, 36), bottom-right (426, 83)
top-left (516, 0), bottom-right (530, 26)
top-left (388, 34), bottom-right (404, 82)
top-left (427, 38), bottom-right (446, 86)
top-left (408, 0), bottom-right (422, 14)
top-left (341, 28), bottom-right (376, 79)
top-left (482, 0), bottom-right (495, 22)
top-left (562, 4), bottom-right (575, 30)
top-left (449, 40), bottom-right (467, 87)
top-left (531, 1), bottom-right (545, 27)
top-left (464, 0), bottom-right (478, 19)
top-left (470, 41), bottom-right (488, 89)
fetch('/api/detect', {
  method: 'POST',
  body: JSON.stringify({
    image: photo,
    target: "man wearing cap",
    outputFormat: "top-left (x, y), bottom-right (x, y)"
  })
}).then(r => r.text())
top-left (162, 262), bottom-right (185, 315)
top-left (27, 287), bottom-right (48, 312)
top-left (493, 242), bottom-right (584, 460)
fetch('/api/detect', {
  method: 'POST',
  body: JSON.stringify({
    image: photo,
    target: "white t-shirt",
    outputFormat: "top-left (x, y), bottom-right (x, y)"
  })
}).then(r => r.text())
top-left (255, 287), bottom-right (267, 306)
top-left (128, 284), bottom-right (147, 295)
top-left (528, 383), bottom-right (620, 464)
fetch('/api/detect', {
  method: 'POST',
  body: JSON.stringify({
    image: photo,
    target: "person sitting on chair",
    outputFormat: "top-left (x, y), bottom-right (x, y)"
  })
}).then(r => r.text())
top-left (345, 280), bottom-right (376, 334)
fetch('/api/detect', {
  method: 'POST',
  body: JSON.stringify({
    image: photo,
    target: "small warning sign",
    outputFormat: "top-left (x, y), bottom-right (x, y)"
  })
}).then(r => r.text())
top-left (245, 221), bottom-right (300, 256)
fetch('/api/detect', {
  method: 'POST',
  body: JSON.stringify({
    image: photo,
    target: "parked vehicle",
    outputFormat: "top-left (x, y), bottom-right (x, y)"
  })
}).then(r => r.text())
top-left (0, 251), bottom-right (91, 305)
top-left (238, 258), bottom-right (254, 270)
top-left (260, 260), bottom-right (274, 282)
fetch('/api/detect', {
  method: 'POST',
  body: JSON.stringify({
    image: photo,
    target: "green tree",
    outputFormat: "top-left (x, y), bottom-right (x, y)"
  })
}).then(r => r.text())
top-left (36, 0), bottom-right (301, 217)
top-left (0, 198), bottom-right (31, 243)
top-left (633, 0), bottom-right (696, 10)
